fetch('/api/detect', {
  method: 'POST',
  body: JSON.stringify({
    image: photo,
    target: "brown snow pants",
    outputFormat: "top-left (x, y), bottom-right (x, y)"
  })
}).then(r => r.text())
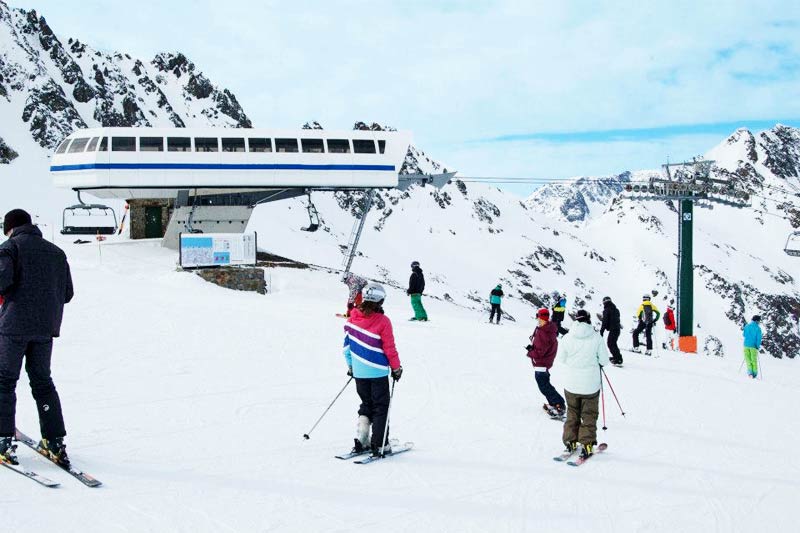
top-left (563, 390), bottom-right (600, 447)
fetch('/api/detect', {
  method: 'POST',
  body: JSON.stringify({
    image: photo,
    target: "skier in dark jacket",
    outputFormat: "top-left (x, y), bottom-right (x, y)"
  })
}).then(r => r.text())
top-left (526, 308), bottom-right (565, 416)
top-left (551, 293), bottom-right (569, 336)
top-left (0, 210), bottom-right (73, 467)
top-left (599, 296), bottom-right (623, 365)
top-left (407, 261), bottom-right (428, 321)
top-left (632, 294), bottom-right (661, 355)
top-left (489, 284), bottom-right (503, 324)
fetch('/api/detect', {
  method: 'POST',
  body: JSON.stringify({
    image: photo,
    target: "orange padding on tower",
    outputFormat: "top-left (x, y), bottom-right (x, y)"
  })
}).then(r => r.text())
top-left (678, 336), bottom-right (697, 353)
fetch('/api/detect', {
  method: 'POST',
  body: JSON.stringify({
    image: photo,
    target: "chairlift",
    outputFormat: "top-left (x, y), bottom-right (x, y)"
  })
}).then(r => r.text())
top-left (61, 203), bottom-right (118, 236)
top-left (301, 191), bottom-right (320, 232)
top-left (784, 231), bottom-right (800, 257)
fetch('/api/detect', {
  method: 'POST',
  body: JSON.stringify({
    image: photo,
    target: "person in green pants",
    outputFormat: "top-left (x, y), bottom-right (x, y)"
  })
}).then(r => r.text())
top-left (407, 261), bottom-right (428, 321)
top-left (742, 315), bottom-right (763, 379)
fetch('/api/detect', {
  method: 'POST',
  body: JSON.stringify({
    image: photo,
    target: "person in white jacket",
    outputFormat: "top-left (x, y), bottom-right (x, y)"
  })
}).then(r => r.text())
top-left (557, 309), bottom-right (607, 460)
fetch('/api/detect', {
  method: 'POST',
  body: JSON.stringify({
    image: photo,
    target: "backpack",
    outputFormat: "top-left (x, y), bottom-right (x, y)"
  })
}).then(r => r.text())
top-left (663, 308), bottom-right (674, 328)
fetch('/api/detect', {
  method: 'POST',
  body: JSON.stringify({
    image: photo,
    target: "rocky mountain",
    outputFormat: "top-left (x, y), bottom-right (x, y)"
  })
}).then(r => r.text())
top-left (0, 0), bottom-right (250, 153)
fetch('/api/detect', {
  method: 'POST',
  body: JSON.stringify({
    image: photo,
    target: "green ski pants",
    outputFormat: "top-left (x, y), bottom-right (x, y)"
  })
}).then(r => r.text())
top-left (744, 347), bottom-right (759, 376)
top-left (410, 293), bottom-right (428, 320)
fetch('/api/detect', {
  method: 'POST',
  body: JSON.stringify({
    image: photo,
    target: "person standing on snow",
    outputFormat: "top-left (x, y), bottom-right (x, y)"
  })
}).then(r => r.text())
top-left (489, 284), bottom-right (504, 324)
top-left (599, 296), bottom-right (623, 365)
top-left (662, 301), bottom-right (677, 350)
top-left (742, 315), bottom-right (763, 379)
top-left (341, 272), bottom-right (368, 317)
top-left (551, 293), bottom-right (569, 336)
top-left (558, 309), bottom-right (607, 460)
top-left (0, 209), bottom-right (74, 467)
top-left (526, 308), bottom-right (565, 417)
top-left (407, 261), bottom-right (428, 322)
top-left (632, 295), bottom-right (661, 355)
top-left (344, 283), bottom-right (403, 457)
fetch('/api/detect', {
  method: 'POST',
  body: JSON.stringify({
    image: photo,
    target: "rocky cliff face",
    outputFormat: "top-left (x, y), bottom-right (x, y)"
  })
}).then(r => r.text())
top-left (0, 1), bottom-right (251, 151)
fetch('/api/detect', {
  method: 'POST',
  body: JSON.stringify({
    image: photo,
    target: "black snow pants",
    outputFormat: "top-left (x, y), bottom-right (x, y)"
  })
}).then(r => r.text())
top-left (355, 376), bottom-right (390, 450)
top-left (554, 319), bottom-right (569, 336)
top-left (0, 336), bottom-right (66, 439)
top-left (489, 303), bottom-right (502, 323)
top-left (535, 370), bottom-right (565, 408)
top-left (632, 320), bottom-right (653, 350)
top-left (607, 329), bottom-right (622, 363)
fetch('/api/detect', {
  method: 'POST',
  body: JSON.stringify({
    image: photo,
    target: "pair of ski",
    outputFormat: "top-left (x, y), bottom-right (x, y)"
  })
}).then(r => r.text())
top-left (553, 442), bottom-right (608, 466)
top-left (335, 440), bottom-right (414, 464)
top-left (0, 429), bottom-right (101, 488)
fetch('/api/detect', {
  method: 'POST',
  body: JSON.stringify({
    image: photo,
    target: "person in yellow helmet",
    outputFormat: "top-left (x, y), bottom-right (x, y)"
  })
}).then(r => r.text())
top-left (632, 295), bottom-right (661, 356)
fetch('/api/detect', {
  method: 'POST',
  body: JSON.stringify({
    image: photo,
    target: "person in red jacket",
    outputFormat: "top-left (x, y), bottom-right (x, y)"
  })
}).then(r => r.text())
top-left (662, 300), bottom-right (677, 350)
top-left (526, 308), bottom-right (565, 417)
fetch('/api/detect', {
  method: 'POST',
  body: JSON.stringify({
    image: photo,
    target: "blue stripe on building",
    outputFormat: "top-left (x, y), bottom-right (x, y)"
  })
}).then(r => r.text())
top-left (50, 163), bottom-right (397, 172)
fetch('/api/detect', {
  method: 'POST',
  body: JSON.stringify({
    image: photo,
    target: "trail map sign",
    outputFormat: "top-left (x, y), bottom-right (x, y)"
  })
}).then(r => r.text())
top-left (179, 233), bottom-right (257, 268)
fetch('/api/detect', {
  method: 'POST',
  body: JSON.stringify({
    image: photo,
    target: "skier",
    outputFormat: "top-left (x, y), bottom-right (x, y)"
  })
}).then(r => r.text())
top-left (407, 261), bottom-right (428, 321)
top-left (632, 295), bottom-right (661, 355)
top-left (341, 272), bottom-right (368, 317)
top-left (526, 308), bottom-right (565, 417)
top-left (742, 315), bottom-right (762, 379)
top-left (344, 282), bottom-right (403, 457)
top-left (0, 210), bottom-right (73, 466)
top-left (599, 296), bottom-right (623, 365)
top-left (551, 292), bottom-right (569, 336)
top-left (557, 309), bottom-right (607, 460)
top-left (662, 301), bottom-right (677, 350)
top-left (489, 284), bottom-right (504, 324)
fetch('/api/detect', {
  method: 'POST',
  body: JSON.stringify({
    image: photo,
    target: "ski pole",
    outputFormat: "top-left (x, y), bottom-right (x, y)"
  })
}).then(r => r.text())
top-left (303, 377), bottom-right (353, 440)
top-left (600, 365), bottom-right (607, 431)
top-left (379, 379), bottom-right (396, 457)
top-left (738, 358), bottom-right (745, 373)
top-left (757, 351), bottom-right (764, 381)
top-left (601, 367), bottom-right (626, 417)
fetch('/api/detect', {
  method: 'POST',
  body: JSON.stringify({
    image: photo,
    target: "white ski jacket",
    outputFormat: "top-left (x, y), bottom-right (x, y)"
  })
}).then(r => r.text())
top-left (556, 322), bottom-right (607, 395)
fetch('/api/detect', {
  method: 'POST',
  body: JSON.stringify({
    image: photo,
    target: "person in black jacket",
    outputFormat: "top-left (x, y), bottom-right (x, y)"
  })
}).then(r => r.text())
top-left (0, 210), bottom-right (74, 467)
top-left (599, 296), bottom-right (623, 365)
top-left (407, 261), bottom-right (428, 321)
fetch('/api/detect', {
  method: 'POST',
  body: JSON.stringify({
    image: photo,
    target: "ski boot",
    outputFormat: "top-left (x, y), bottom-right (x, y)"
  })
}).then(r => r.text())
top-left (0, 436), bottom-right (18, 465)
top-left (351, 415), bottom-right (371, 454)
top-left (576, 443), bottom-right (594, 460)
top-left (39, 437), bottom-right (70, 467)
top-left (371, 442), bottom-right (392, 458)
top-left (631, 347), bottom-right (641, 354)
top-left (644, 349), bottom-right (653, 357)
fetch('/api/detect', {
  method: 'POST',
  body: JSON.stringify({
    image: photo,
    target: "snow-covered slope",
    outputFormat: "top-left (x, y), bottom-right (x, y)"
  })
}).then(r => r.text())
top-left (3, 240), bottom-right (798, 532)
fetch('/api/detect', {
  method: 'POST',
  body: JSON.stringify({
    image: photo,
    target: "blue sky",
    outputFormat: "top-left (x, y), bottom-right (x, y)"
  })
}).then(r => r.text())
top-left (10, 0), bottom-right (800, 196)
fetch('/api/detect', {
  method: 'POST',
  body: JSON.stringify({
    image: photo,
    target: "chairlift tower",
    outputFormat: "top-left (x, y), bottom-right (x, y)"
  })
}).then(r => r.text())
top-left (622, 159), bottom-right (751, 351)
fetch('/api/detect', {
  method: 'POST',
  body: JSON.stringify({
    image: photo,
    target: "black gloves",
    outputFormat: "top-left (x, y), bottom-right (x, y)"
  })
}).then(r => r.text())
top-left (525, 345), bottom-right (533, 352)
top-left (347, 366), bottom-right (353, 377)
top-left (391, 366), bottom-right (403, 381)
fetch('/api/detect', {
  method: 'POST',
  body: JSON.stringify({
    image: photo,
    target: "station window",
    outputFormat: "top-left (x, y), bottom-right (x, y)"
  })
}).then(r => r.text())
top-left (222, 138), bottom-right (246, 152)
top-left (98, 137), bottom-right (108, 152)
top-left (68, 138), bottom-right (90, 153)
top-left (353, 139), bottom-right (376, 154)
top-left (301, 139), bottom-right (325, 153)
top-left (275, 138), bottom-right (299, 153)
top-left (248, 138), bottom-right (272, 152)
top-left (195, 137), bottom-right (219, 152)
top-left (112, 137), bottom-right (136, 152)
top-left (56, 139), bottom-right (72, 154)
top-left (140, 137), bottom-right (164, 152)
top-left (327, 139), bottom-right (351, 153)
top-left (378, 140), bottom-right (386, 154)
top-left (167, 137), bottom-right (191, 152)
top-left (86, 137), bottom-right (99, 152)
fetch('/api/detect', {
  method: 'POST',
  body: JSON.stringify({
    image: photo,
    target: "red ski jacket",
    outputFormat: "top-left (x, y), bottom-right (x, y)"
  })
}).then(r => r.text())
top-left (527, 320), bottom-right (558, 370)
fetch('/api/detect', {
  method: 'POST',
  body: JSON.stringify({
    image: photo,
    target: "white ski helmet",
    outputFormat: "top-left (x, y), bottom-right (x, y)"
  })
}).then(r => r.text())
top-left (363, 283), bottom-right (387, 303)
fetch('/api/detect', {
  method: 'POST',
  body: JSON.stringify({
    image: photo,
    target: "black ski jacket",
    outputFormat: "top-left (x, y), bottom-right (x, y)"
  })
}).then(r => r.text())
top-left (0, 225), bottom-right (73, 338)
top-left (407, 267), bottom-right (425, 295)
top-left (600, 301), bottom-right (621, 335)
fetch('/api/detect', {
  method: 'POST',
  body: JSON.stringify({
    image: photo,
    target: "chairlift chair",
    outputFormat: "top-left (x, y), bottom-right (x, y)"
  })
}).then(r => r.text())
top-left (784, 231), bottom-right (800, 257)
top-left (61, 204), bottom-right (118, 236)
top-left (301, 191), bottom-right (320, 232)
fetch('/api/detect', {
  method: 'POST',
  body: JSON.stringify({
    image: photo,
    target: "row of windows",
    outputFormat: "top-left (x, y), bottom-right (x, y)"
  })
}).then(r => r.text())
top-left (57, 136), bottom-right (387, 155)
